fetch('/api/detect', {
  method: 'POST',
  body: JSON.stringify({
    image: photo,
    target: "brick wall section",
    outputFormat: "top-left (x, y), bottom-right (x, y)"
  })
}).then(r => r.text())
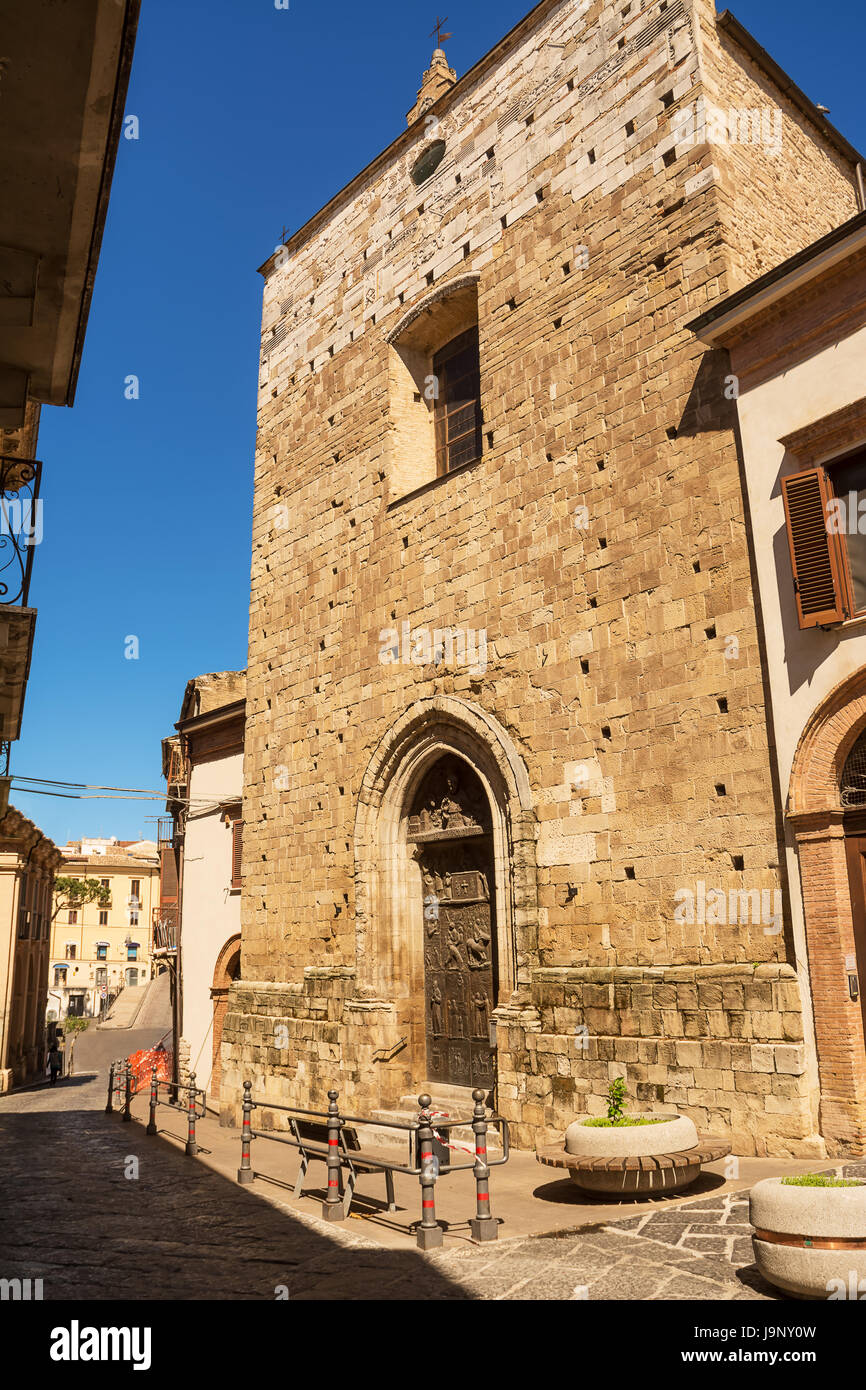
top-left (226, 0), bottom-right (863, 1152)
top-left (792, 822), bottom-right (866, 1155)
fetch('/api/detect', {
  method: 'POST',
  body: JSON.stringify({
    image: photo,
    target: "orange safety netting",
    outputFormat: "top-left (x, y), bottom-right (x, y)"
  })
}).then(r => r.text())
top-left (125, 1046), bottom-right (172, 1095)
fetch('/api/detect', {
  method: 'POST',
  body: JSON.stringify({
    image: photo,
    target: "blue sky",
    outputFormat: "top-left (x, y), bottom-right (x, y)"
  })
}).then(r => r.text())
top-left (12, 0), bottom-right (866, 845)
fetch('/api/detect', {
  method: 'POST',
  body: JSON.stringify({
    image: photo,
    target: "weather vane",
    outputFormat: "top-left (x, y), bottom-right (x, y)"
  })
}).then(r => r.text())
top-left (430, 15), bottom-right (452, 47)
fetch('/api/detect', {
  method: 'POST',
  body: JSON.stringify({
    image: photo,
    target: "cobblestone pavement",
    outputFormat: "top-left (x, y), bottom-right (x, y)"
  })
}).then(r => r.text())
top-left (3, 1038), bottom-right (862, 1300)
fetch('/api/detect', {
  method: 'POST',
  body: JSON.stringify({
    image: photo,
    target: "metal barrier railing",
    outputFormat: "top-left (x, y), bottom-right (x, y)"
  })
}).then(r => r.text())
top-left (145, 1067), bottom-right (206, 1156)
top-left (236, 1083), bottom-right (509, 1249)
top-left (107, 1060), bottom-right (205, 1156)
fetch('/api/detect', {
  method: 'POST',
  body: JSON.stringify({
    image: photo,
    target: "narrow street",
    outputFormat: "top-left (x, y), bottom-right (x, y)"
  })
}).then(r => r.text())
top-left (0, 1030), bottom-right (470, 1301)
top-left (6, 1027), bottom-right (864, 1302)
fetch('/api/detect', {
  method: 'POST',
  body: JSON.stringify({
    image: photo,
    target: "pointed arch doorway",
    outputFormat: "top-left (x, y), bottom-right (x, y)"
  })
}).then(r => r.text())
top-left (411, 754), bottom-right (497, 1088)
top-left (354, 694), bottom-right (539, 1098)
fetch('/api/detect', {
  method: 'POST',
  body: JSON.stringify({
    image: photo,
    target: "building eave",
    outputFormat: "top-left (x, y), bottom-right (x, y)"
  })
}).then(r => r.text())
top-left (687, 211), bottom-right (866, 346)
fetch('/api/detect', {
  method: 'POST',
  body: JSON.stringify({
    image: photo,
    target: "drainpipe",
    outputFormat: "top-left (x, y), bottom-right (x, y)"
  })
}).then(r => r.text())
top-left (857, 163), bottom-right (866, 213)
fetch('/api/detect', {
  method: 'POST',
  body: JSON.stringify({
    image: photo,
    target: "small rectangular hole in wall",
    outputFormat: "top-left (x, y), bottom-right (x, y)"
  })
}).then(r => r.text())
top-left (715, 784), bottom-right (727, 797)
top-left (501, 215), bottom-right (508, 229)
top-left (398, 292), bottom-right (404, 304)
top-left (717, 697), bottom-right (728, 713)
top-left (599, 537), bottom-right (607, 549)
top-left (597, 458), bottom-right (605, 470)
top-left (402, 535), bottom-right (409, 549)
top-left (563, 261), bottom-right (571, 275)
top-left (663, 148), bottom-right (677, 167)
top-left (508, 297), bottom-right (517, 310)
top-left (525, 113), bottom-right (534, 127)
top-left (463, 243), bottom-right (471, 259)
top-left (662, 89), bottom-right (674, 108)
top-left (487, 431), bottom-right (494, 449)
top-left (602, 725), bottom-right (611, 739)
top-left (486, 147), bottom-right (495, 160)
top-left (567, 78), bottom-right (575, 92)
top-left (589, 596), bottom-right (597, 608)
top-left (588, 148), bottom-right (596, 164)
top-left (693, 559), bottom-right (700, 572)
top-left (455, 172), bottom-right (462, 184)
top-left (553, 316), bottom-right (562, 329)
top-left (426, 271), bottom-right (434, 286)
top-left (536, 188), bottom-right (545, 202)
top-left (625, 865), bottom-right (636, 879)
top-left (618, 37), bottom-right (626, 48)
top-left (732, 855), bottom-right (744, 871)
top-left (705, 625), bottom-right (716, 640)
top-left (625, 120), bottom-right (636, 137)
top-left (666, 425), bottom-right (678, 440)
top-left (580, 658), bottom-right (589, 674)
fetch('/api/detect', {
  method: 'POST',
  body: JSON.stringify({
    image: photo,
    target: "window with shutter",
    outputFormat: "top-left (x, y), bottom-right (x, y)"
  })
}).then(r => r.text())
top-left (231, 819), bottom-right (244, 890)
top-left (781, 467), bottom-right (848, 629)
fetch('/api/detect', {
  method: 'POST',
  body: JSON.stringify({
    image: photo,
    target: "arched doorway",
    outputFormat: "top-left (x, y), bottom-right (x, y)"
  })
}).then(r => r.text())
top-left (411, 754), bottom-right (497, 1088)
top-left (354, 695), bottom-right (538, 1093)
top-left (788, 668), bottom-right (866, 1154)
top-left (211, 935), bottom-right (240, 1098)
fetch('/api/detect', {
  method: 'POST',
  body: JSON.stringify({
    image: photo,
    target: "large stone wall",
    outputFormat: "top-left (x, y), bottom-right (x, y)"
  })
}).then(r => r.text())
top-left (226, 0), bottom-right (861, 1153)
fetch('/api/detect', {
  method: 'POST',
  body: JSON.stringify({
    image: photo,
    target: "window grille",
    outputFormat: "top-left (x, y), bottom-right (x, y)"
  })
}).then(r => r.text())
top-left (841, 730), bottom-right (866, 807)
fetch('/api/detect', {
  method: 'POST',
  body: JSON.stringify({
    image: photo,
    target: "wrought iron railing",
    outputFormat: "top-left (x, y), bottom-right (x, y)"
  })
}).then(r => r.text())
top-left (151, 906), bottom-right (178, 953)
top-left (0, 454), bottom-right (42, 607)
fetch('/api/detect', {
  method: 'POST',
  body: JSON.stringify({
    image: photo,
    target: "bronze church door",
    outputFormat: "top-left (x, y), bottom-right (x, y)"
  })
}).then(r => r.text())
top-left (408, 756), bottom-right (497, 1089)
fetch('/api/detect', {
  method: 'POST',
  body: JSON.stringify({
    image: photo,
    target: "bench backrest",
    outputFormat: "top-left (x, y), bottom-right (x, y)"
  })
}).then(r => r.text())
top-left (294, 1118), bottom-right (361, 1151)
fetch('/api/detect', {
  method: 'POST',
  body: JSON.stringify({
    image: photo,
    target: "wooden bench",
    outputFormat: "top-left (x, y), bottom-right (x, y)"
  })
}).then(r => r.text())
top-left (536, 1135), bottom-right (731, 1196)
top-left (291, 1118), bottom-right (398, 1218)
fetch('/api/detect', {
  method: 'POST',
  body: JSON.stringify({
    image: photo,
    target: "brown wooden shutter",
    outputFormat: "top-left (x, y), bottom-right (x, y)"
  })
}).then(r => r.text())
top-left (231, 819), bottom-right (243, 889)
top-left (781, 467), bottom-right (848, 628)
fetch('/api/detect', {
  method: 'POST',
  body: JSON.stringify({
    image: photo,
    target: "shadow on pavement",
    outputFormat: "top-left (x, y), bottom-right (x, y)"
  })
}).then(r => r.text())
top-left (0, 1104), bottom-right (473, 1301)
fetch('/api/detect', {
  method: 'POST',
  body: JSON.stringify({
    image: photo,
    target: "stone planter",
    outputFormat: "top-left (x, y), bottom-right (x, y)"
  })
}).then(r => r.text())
top-left (750, 1177), bottom-right (866, 1300)
top-left (565, 1114), bottom-right (697, 1160)
top-left (537, 1112), bottom-right (729, 1197)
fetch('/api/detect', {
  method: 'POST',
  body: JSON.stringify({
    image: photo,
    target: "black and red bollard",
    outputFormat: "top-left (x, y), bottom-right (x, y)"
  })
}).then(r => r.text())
top-left (185, 1070), bottom-right (199, 1157)
top-left (237, 1080), bottom-right (254, 1184)
top-left (416, 1094), bottom-right (443, 1250)
top-left (122, 1061), bottom-right (132, 1122)
top-left (146, 1064), bottom-right (158, 1136)
top-left (321, 1089), bottom-right (345, 1221)
top-left (469, 1088), bottom-right (497, 1242)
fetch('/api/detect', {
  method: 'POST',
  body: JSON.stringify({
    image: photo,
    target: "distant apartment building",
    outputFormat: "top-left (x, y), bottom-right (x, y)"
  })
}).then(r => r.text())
top-left (0, 807), bottom-right (61, 1089)
top-left (158, 672), bottom-right (245, 1100)
top-left (48, 838), bottom-right (159, 1020)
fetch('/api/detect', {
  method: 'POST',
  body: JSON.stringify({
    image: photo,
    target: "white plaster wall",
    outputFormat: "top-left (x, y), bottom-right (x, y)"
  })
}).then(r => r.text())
top-left (180, 751), bottom-right (243, 1095)
top-left (737, 324), bottom-right (866, 794)
top-left (736, 320), bottom-right (866, 1140)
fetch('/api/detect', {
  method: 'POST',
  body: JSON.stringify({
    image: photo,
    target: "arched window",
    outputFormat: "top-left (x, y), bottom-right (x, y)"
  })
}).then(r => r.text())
top-left (841, 729), bottom-right (866, 807)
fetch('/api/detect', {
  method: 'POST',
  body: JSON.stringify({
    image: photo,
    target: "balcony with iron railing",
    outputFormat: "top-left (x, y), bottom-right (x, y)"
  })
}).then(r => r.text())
top-left (0, 455), bottom-right (42, 758)
top-left (151, 905), bottom-right (177, 954)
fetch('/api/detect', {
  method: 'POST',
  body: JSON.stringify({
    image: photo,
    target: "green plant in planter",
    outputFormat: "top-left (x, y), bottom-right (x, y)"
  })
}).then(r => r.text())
top-left (583, 1077), bottom-right (668, 1127)
top-left (607, 1076), bottom-right (627, 1122)
top-left (781, 1174), bottom-right (863, 1188)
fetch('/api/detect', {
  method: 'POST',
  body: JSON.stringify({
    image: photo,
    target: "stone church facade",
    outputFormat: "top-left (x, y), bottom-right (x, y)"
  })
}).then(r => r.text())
top-left (222, 0), bottom-right (864, 1156)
